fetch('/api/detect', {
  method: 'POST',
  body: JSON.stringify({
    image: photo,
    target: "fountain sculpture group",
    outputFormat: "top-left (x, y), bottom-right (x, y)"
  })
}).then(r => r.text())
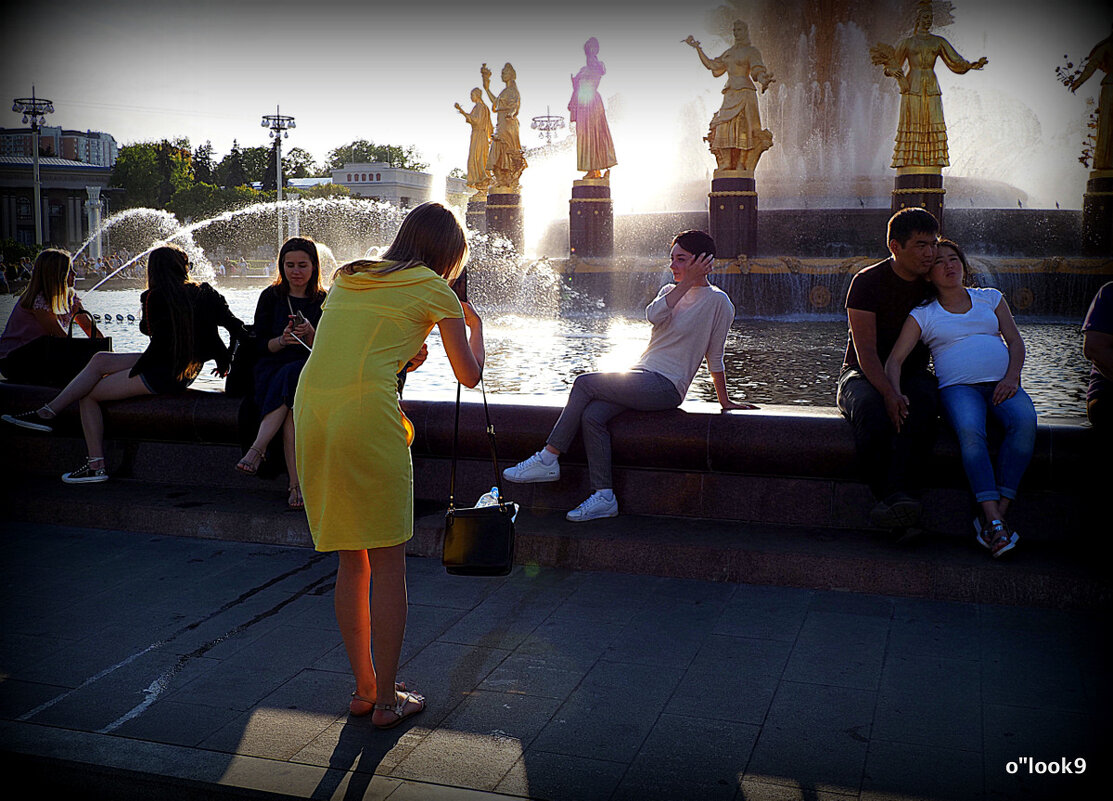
top-left (454, 0), bottom-right (1110, 264)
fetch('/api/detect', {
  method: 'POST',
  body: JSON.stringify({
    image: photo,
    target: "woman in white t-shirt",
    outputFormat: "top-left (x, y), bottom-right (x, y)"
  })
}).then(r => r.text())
top-left (502, 230), bottom-right (757, 522)
top-left (884, 239), bottom-right (1036, 558)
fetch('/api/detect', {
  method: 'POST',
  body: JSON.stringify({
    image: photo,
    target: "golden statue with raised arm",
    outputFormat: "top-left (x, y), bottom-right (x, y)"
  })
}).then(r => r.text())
top-left (1070, 27), bottom-right (1113, 172)
top-left (569, 37), bottom-right (617, 179)
top-left (684, 20), bottom-right (775, 175)
top-left (483, 62), bottom-right (528, 191)
top-left (870, 0), bottom-right (987, 169)
top-left (455, 88), bottom-right (493, 194)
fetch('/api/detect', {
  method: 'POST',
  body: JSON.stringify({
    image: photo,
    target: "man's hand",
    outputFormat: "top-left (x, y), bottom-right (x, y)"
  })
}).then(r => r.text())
top-left (885, 391), bottom-right (910, 431)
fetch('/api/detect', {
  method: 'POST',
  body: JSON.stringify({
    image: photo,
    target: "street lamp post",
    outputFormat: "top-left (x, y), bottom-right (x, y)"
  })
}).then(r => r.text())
top-left (261, 106), bottom-right (295, 253)
top-left (12, 86), bottom-right (54, 246)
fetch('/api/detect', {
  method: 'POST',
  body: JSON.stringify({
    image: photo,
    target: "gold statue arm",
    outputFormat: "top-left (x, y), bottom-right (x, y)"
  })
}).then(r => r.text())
top-left (684, 35), bottom-right (726, 77)
top-left (937, 36), bottom-right (987, 74)
top-left (750, 55), bottom-right (775, 92)
top-left (481, 64), bottom-right (497, 107)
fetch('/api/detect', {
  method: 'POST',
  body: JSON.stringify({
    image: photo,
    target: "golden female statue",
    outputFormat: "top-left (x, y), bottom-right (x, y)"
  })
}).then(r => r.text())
top-left (684, 20), bottom-right (775, 174)
top-left (483, 62), bottom-right (528, 191)
top-left (455, 88), bottom-right (493, 193)
top-left (870, 1), bottom-right (987, 169)
top-left (569, 37), bottom-right (617, 179)
top-left (1070, 28), bottom-right (1113, 172)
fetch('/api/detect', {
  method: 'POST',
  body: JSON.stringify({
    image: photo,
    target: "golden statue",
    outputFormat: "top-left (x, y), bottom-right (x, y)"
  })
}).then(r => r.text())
top-left (569, 37), bottom-right (617, 179)
top-left (684, 20), bottom-right (775, 175)
top-left (455, 88), bottom-right (494, 194)
top-left (870, 0), bottom-right (987, 170)
top-left (1070, 28), bottom-right (1113, 172)
top-left (483, 62), bottom-right (528, 191)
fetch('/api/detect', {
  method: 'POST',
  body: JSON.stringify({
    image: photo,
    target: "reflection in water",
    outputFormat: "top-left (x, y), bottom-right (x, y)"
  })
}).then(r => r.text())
top-left (1, 289), bottom-right (1087, 418)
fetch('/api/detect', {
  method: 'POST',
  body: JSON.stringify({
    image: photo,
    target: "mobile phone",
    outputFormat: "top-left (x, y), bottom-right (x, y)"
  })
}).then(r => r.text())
top-left (451, 268), bottom-right (467, 303)
top-left (292, 310), bottom-right (308, 326)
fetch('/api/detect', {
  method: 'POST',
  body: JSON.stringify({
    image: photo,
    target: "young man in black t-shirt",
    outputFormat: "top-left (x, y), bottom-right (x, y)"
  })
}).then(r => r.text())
top-left (837, 207), bottom-right (939, 531)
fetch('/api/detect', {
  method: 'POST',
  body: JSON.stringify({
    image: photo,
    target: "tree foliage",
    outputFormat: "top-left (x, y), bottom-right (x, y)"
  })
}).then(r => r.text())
top-left (326, 139), bottom-right (428, 171)
top-left (111, 139), bottom-right (191, 208)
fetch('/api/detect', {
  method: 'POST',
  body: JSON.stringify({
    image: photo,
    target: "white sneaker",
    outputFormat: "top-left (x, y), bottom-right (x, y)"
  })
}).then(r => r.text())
top-left (61, 458), bottom-right (108, 484)
top-left (503, 451), bottom-right (560, 484)
top-left (566, 491), bottom-right (618, 522)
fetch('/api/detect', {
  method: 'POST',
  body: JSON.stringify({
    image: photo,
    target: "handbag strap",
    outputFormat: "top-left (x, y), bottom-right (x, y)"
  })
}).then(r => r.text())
top-left (448, 378), bottom-right (502, 512)
top-left (67, 309), bottom-right (99, 339)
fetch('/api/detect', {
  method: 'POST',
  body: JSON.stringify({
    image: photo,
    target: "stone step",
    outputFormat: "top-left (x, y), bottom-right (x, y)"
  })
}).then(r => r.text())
top-left (5, 476), bottom-right (1106, 612)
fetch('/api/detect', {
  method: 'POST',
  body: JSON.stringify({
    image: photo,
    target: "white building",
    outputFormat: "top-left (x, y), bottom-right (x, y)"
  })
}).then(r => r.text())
top-left (331, 162), bottom-right (432, 207)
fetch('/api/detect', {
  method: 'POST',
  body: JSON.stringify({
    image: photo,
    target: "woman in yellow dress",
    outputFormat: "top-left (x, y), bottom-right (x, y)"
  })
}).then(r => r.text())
top-left (294, 202), bottom-right (484, 728)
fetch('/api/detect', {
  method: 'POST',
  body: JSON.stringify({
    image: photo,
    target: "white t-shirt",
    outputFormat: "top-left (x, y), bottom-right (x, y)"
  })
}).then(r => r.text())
top-left (909, 287), bottom-right (1009, 388)
top-left (631, 283), bottom-right (735, 399)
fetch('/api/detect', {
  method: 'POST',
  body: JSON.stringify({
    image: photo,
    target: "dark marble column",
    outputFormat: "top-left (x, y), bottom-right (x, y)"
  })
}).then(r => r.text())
top-left (569, 179), bottom-right (613, 257)
top-left (708, 175), bottom-right (757, 258)
top-left (485, 190), bottom-right (523, 252)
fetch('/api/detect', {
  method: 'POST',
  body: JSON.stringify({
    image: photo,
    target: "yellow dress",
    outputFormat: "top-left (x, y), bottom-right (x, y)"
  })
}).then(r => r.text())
top-left (294, 263), bottom-right (463, 552)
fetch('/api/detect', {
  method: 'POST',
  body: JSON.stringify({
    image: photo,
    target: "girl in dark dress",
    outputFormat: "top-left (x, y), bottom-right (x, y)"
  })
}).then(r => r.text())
top-left (3, 244), bottom-right (245, 484)
top-left (235, 237), bottom-right (326, 510)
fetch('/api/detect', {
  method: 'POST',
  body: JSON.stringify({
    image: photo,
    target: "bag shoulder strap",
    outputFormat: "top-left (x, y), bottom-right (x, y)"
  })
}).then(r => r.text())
top-left (448, 379), bottom-right (502, 512)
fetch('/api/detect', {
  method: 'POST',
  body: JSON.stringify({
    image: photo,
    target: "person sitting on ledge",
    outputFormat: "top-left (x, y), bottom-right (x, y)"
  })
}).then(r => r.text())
top-left (2, 244), bottom-right (246, 485)
top-left (0, 248), bottom-right (101, 385)
top-left (235, 236), bottom-right (327, 511)
top-left (837, 207), bottom-right (939, 535)
top-left (1082, 281), bottom-right (1112, 431)
top-left (503, 229), bottom-right (757, 522)
top-left (884, 239), bottom-right (1035, 558)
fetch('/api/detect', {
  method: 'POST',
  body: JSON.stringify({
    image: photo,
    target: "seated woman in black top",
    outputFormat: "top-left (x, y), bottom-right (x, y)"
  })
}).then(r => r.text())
top-left (234, 237), bottom-right (326, 510)
top-left (3, 244), bottom-right (245, 484)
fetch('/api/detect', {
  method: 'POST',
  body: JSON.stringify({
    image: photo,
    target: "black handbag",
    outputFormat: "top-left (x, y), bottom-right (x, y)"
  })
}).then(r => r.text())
top-left (442, 380), bottom-right (516, 576)
top-left (0, 310), bottom-right (111, 387)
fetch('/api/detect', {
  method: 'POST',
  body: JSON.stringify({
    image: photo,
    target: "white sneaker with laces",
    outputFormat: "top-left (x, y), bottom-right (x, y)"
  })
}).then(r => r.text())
top-left (566, 491), bottom-right (618, 522)
top-left (503, 451), bottom-right (560, 484)
top-left (61, 458), bottom-right (108, 484)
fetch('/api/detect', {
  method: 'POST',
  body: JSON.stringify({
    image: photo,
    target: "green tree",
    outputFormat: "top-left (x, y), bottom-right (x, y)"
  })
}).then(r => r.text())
top-left (111, 139), bottom-right (191, 208)
top-left (168, 182), bottom-right (265, 222)
top-left (193, 141), bottom-right (215, 184)
top-left (217, 140), bottom-right (246, 188)
top-left (283, 147), bottom-right (318, 179)
top-left (287, 183), bottom-right (350, 199)
top-left (240, 146), bottom-right (270, 185)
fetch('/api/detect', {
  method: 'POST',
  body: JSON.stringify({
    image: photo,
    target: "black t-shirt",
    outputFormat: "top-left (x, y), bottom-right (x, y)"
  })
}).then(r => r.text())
top-left (842, 258), bottom-right (932, 374)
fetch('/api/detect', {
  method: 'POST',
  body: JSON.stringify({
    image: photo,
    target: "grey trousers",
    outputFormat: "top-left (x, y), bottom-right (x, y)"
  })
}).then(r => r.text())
top-left (546, 370), bottom-right (682, 491)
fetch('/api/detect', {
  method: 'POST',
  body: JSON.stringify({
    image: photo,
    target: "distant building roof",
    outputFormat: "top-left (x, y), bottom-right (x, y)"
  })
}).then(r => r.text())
top-left (288, 177), bottom-right (332, 188)
top-left (0, 155), bottom-right (111, 170)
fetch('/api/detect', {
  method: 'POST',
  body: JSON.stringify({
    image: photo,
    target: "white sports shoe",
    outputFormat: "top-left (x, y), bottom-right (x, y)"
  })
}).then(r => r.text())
top-left (566, 491), bottom-right (618, 522)
top-left (503, 451), bottom-right (560, 483)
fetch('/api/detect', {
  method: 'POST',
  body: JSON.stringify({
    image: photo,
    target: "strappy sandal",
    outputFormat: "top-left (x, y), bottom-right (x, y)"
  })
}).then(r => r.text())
top-left (287, 484), bottom-right (304, 510)
top-left (235, 447), bottom-right (264, 476)
top-left (349, 682), bottom-right (411, 717)
top-left (371, 690), bottom-right (425, 730)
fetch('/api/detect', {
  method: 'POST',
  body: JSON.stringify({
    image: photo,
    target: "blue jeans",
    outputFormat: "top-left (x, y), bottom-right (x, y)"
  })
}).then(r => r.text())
top-left (939, 382), bottom-right (1037, 502)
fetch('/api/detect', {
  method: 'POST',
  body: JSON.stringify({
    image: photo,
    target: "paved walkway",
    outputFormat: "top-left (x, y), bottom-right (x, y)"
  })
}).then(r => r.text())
top-left (0, 521), bottom-right (1104, 800)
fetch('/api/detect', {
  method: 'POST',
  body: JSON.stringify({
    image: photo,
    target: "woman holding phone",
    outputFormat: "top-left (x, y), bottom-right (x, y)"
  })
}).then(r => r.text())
top-left (294, 202), bottom-right (483, 728)
top-left (235, 237), bottom-right (326, 510)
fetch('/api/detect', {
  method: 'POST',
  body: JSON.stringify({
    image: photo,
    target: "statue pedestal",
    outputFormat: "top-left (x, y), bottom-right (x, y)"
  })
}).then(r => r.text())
top-left (1082, 171), bottom-right (1113, 257)
top-left (709, 173), bottom-right (757, 258)
top-left (485, 189), bottom-right (523, 252)
top-left (892, 169), bottom-right (945, 228)
top-left (466, 192), bottom-right (487, 233)
top-left (569, 179), bottom-right (613, 257)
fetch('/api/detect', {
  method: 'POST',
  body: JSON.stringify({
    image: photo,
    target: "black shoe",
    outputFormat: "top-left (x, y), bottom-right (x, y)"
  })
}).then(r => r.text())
top-left (870, 493), bottom-right (922, 529)
top-left (2, 410), bottom-right (53, 433)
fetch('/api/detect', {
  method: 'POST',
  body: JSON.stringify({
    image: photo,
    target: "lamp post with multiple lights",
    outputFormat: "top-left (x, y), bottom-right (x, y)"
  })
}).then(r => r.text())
top-left (261, 106), bottom-right (295, 249)
top-left (12, 86), bottom-right (54, 245)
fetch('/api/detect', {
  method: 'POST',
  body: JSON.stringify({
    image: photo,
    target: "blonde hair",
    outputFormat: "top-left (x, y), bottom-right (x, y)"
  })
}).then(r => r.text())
top-left (342, 202), bottom-right (468, 283)
top-left (20, 249), bottom-right (74, 315)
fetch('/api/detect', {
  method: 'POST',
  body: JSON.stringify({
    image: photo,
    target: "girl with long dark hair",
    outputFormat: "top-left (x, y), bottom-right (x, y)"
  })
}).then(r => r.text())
top-left (3, 244), bottom-right (245, 484)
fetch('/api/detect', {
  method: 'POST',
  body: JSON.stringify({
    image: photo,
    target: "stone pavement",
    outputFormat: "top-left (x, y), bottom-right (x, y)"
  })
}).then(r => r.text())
top-left (0, 521), bottom-right (1105, 801)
